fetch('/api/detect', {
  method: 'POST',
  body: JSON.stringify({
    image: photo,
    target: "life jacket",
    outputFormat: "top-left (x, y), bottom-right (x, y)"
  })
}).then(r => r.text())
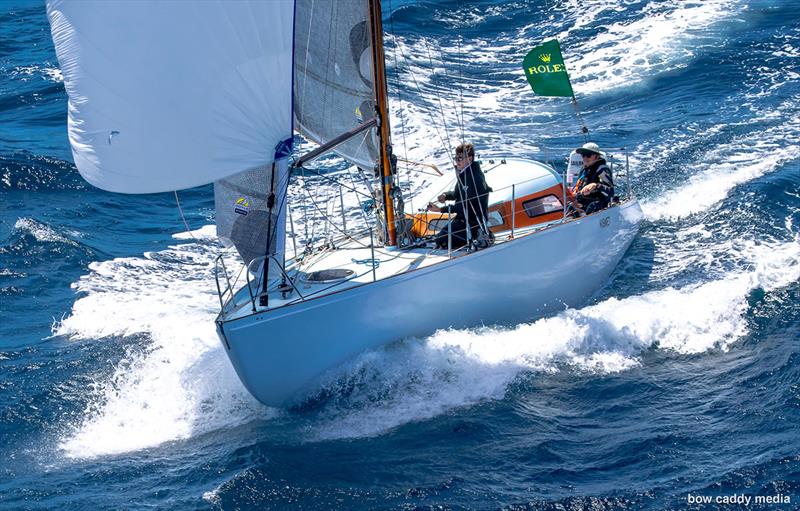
top-left (573, 159), bottom-right (613, 201)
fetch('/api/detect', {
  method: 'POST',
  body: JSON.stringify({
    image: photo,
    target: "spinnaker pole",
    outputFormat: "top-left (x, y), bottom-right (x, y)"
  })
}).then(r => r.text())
top-left (368, 0), bottom-right (397, 247)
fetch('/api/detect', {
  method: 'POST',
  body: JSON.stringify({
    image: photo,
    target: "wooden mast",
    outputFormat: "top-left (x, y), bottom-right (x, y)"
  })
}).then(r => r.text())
top-left (368, 0), bottom-right (397, 246)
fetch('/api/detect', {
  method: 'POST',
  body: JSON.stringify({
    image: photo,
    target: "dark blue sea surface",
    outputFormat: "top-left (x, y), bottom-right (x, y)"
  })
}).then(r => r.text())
top-left (2, 0), bottom-right (800, 509)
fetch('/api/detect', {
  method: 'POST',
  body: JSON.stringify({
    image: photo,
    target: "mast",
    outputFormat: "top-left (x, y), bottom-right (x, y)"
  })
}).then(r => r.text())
top-left (368, 0), bottom-right (398, 246)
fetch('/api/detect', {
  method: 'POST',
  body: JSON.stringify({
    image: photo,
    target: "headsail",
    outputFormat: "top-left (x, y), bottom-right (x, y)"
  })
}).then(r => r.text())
top-left (47, 0), bottom-right (295, 193)
top-left (214, 142), bottom-right (291, 271)
top-left (294, 0), bottom-right (379, 170)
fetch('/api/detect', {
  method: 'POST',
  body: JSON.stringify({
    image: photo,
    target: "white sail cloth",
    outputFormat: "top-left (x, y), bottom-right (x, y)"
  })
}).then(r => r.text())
top-left (46, 0), bottom-right (294, 193)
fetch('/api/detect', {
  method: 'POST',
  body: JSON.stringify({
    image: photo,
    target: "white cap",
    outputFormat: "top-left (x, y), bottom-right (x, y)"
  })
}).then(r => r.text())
top-left (575, 142), bottom-right (605, 157)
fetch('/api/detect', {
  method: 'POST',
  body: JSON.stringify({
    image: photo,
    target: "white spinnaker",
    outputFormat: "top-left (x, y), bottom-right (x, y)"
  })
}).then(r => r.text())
top-left (46, 0), bottom-right (294, 193)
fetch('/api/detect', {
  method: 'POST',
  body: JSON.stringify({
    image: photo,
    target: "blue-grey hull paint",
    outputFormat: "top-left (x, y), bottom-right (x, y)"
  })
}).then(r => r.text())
top-left (219, 200), bottom-right (643, 406)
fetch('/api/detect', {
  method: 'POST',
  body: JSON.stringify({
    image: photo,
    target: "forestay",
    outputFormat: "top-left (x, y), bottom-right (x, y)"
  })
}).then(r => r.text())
top-left (46, 0), bottom-right (294, 193)
top-left (294, 0), bottom-right (379, 170)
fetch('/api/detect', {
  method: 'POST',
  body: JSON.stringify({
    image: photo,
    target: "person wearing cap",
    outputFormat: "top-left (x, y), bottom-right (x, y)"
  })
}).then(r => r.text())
top-left (573, 142), bottom-right (614, 215)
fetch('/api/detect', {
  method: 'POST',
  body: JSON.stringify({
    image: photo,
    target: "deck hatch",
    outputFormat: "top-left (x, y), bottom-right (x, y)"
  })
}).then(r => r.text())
top-left (302, 268), bottom-right (356, 283)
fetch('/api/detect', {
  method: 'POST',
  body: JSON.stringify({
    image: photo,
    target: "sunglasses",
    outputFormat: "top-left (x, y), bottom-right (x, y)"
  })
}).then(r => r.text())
top-left (455, 155), bottom-right (467, 161)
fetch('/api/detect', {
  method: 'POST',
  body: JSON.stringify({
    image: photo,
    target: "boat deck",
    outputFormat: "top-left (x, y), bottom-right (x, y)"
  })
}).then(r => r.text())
top-left (219, 222), bottom-right (552, 322)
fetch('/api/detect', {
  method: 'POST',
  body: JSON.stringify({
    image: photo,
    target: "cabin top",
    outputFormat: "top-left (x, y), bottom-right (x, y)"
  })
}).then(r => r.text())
top-left (417, 157), bottom-right (562, 207)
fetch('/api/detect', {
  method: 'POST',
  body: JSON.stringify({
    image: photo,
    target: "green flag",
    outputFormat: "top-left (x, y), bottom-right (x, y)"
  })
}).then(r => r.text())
top-left (522, 39), bottom-right (574, 97)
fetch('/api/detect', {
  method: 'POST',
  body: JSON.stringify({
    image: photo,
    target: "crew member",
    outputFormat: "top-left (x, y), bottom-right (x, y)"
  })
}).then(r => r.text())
top-left (573, 142), bottom-right (614, 214)
top-left (427, 143), bottom-right (492, 249)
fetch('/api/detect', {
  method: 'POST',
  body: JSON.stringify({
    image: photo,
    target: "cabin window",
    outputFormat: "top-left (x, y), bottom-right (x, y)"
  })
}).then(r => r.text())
top-left (522, 195), bottom-right (562, 218)
top-left (486, 210), bottom-right (504, 227)
top-left (428, 218), bottom-right (451, 232)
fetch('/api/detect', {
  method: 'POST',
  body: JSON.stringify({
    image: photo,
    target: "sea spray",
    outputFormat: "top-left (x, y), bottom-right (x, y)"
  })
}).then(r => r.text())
top-left (307, 237), bottom-right (799, 441)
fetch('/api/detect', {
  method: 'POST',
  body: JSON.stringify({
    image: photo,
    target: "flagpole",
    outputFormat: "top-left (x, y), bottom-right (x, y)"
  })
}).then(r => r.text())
top-left (571, 95), bottom-right (589, 142)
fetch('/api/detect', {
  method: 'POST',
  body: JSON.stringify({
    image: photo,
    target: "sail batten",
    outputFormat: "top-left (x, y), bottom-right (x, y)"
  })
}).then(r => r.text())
top-left (47, 0), bottom-right (295, 193)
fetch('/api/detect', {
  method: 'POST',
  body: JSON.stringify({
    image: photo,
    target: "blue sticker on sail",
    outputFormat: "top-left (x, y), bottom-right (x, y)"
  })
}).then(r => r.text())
top-left (234, 197), bottom-right (250, 216)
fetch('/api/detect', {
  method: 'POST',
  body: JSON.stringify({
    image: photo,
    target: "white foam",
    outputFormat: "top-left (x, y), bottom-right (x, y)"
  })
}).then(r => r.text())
top-left (642, 99), bottom-right (800, 221)
top-left (644, 147), bottom-right (797, 221)
top-left (52, 217), bottom-right (799, 451)
top-left (309, 237), bottom-right (799, 440)
top-left (202, 486), bottom-right (221, 505)
top-left (43, 67), bottom-right (63, 82)
top-left (384, 32), bottom-right (556, 161)
top-left (171, 224), bottom-right (217, 241)
top-left (379, 0), bottom-right (743, 166)
top-left (55, 238), bottom-right (274, 459)
top-left (14, 217), bottom-right (77, 245)
top-left (10, 65), bottom-right (63, 82)
top-left (564, 0), bottom-right (739, 95)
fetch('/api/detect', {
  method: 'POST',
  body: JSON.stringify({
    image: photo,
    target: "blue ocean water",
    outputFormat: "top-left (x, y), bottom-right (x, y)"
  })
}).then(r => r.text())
top-left (2, 0), bottom-right (800, 509)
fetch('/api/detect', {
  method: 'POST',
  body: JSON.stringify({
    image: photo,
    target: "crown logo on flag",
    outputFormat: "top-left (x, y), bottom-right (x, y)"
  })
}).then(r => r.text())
top-left (539, 54), bottom-right (551, 63)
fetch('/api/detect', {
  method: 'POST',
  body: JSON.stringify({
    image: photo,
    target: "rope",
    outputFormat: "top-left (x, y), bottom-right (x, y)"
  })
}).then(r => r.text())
top-left (422, 38), bottom-right (455, 157)
top-left (388, 0), bottom-right (410, 195)
top-left (456, 34), bottom-right (466, 145)
top-left (394, 36), bottom-right (457, 168)
top-left (173, 191), bottom-right (198, 241)
top-left (571, 96), bottom-right (590, 142)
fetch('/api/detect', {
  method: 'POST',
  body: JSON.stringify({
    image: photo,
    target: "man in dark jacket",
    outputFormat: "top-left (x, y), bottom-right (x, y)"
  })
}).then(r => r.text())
top-left (427, 143), bottom-right (492, 250)
top-left (574, 142), bottom-right (614, 215)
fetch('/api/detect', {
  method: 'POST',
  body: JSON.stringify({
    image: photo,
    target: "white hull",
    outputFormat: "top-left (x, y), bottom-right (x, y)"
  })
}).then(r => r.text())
top-left (217, 200), bottom-right (643, 406)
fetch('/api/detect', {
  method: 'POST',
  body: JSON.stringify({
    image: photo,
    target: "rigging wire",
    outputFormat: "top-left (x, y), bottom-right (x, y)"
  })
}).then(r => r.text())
top-left (292, 0), bottom-right (490, 256)
top-left (421, 37), bottom-right (454, 158)
top-left (393, 35), bottom-right (457, 168)
top-left (299, 177), bottom-right (389, 252)
top-left (301, 166), bottom-right (316, 250)
top-left (344, 133), bottom-right (375, 227)
top-left (173, 191), bottom-right (198, 242)
top-left (294, 132), bottom-right (374, 252)
top-left (299, 165), bottom-right (365, 249)
top-left (455, 32), bottom-right (466, 145)
top-left (571, 97), bottom-right (590, 142)
top-left (387, 0), bottom-right (413, 210)
top-left (427, 31), bottom-right (463, 149)
top-left (296, 162), bottom-right (373, 200)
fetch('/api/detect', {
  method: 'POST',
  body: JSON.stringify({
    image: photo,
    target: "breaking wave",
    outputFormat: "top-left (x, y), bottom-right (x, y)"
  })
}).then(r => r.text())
top-left (563, 0), bottom-right (740, 95)
top-left (51, 222), bottom-right (798, 453)
top-left (642, 96), bottom-right (800, 221)
top-left (53, 233), bottom-right (272, 459)
top-left (302, 237), bottom-right (799, 440)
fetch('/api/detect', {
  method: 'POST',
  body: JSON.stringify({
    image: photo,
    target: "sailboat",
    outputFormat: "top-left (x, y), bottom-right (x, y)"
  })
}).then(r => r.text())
top-left (47, 0), bottom-right (642, 407)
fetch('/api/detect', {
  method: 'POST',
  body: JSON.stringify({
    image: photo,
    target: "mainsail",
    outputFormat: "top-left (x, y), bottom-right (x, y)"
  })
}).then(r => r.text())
top-left (216, 0), bottom-right (382, 269)
top-left (47, 0), bottom-right (295, 193)
top-left (293, 0), bottom-right (379, 170)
